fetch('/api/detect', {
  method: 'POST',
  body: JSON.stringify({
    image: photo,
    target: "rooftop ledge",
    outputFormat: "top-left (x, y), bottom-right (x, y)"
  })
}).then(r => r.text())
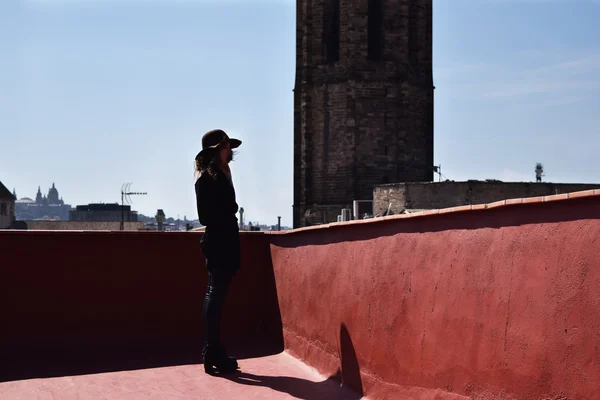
top-left (2, 188), bottom-right (600, 400)
top-left (271, 188), bottom-right (600, 234)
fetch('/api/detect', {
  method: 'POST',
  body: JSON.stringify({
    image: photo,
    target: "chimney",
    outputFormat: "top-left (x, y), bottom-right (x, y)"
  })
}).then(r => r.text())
top-left (155, 209), bottom-right (166, 231)
top-left (239, 207), bottom-right (245, 229)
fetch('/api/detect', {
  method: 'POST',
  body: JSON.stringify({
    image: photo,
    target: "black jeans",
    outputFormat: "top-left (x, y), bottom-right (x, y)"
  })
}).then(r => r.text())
top-left (200, 227), bottom-right (240, 351)
top-left (203, 265), bottom-right (235, 350)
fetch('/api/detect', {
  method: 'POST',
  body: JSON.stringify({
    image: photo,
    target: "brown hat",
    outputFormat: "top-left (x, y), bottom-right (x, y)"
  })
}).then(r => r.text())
top-left (196, 129), bottom-right (242, 159)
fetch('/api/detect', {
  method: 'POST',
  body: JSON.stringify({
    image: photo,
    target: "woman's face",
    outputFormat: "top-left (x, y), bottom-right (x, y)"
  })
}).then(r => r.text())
top-left (219, 141), bottom-right (233, 164)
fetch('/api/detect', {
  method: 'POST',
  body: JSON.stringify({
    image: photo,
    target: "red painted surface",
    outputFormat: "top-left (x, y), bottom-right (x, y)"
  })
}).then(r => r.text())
top-left (0, 352), bottom-right (362, 400)
top-left (269, 197), bottom-right (600, 400)
top-left (0, 231), bottom-right (283, 381)
top-left (2, 195), bottom-right (599, 399)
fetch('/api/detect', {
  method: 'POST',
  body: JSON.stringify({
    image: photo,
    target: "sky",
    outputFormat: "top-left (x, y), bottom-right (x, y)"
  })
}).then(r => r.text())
top-left (1, 0), bottom-right (599, 226)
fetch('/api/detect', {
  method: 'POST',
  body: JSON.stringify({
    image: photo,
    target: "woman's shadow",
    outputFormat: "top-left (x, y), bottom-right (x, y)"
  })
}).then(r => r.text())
top-left (222, 324), bottom-right (364, 400)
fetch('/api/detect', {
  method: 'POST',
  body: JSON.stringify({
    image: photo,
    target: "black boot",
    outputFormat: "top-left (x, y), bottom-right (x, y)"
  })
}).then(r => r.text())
top-left (203, 345), bottom-right (238, 374)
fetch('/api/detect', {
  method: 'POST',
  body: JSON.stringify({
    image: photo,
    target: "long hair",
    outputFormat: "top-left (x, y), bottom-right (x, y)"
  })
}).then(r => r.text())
top-left (194, 146), bottom-right (238, 181)
top-left (194, 148), bottom-right (220, 181)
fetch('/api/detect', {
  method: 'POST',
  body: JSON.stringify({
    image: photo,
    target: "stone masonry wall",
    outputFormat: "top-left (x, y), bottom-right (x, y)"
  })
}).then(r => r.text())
top-left (294, 0), bottom-right (434, 228)
top-left (373, 182), bottom-right (600, 216)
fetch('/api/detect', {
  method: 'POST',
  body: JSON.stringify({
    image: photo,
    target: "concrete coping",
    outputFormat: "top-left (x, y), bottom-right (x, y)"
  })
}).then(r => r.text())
top-left (267, 189), bottom-right (600, 235)
top-left (0, 230), bottom-right (268, 236)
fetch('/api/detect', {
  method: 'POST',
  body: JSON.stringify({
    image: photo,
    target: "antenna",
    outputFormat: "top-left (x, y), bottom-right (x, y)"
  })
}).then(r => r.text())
top-left (120, 183), bottom-right (147, 231)
top-left (433, 165), bottom-right (442, 182)
top-left (432, 165), bottom-right (450, 182)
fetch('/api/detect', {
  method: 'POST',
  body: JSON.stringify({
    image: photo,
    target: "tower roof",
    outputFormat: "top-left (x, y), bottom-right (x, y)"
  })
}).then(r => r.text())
top-left (0, 181), bottom-right (16, 200)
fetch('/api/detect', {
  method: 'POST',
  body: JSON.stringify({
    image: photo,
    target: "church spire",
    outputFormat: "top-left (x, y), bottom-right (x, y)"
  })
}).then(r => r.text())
top-left (48, 182), bottom-right (60, 204)
top-left (36, 186), bottom-right (43, 204)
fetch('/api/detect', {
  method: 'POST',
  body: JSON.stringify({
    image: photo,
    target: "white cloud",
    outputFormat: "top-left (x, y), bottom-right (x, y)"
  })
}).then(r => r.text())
top-left (435, 63), bottom-right (488, 79)
top-left (483, 79), bottom-right (600, 99)
top-left (529, 53), bottom-right (600, 77)
top-left (440, 49), bottom-right (600, 100)
top-left (532, 95), bottom-right (584, 109)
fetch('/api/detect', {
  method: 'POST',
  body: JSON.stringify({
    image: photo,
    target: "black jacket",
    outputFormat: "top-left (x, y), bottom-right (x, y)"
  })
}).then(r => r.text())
top-left (195, 169), bottom-right (240, 271)
top-left (195, 169), bottom-right (239, 228)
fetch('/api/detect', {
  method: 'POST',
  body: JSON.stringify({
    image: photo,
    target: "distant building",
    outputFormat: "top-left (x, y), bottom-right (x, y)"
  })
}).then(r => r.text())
top-left (373, 181), bottom-right (600, 217)
top-left (0, 181), bottom-right (16, 229)
top-left (69, 203), bottom-right (138, 222)
top-left (15, 183), bottom-right (72, 220)
top-left (23, 220), bottom-right (144, 231)
top-left (155, 209), bottom-right (166, 231)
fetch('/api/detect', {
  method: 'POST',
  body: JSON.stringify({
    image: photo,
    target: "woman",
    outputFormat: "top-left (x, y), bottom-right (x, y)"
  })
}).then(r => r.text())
top-left (194, 129), bottom-right (242, 374)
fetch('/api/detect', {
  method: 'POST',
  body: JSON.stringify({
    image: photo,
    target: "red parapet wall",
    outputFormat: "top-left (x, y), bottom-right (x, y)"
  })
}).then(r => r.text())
top-left (2, 193), bottom-right (600, 398)
top-left (268, 194), bottom-right (600, 400)
top-left (0, 231), bottom-right (283, 379)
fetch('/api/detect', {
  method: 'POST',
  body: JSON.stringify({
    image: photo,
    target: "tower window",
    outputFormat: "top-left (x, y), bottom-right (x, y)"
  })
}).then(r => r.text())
top-left (368, 0), bottom-right (384, 61)
top-left (323, 0), bottom-right (340, 63)
top-left (408, 0), bottom-right (419, 59)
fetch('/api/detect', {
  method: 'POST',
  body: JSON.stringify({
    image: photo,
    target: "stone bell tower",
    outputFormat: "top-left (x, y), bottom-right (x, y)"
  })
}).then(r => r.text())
top-left (293, 0), bottom-right (434, 228)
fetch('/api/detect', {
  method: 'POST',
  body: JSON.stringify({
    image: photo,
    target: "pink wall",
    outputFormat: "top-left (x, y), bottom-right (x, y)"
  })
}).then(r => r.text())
top-left (269, 195), bottom-right (600, 400)
top-left (0, 231), bottom-right (282, 378)
top-left (2, 193), bottom-right (599, 398)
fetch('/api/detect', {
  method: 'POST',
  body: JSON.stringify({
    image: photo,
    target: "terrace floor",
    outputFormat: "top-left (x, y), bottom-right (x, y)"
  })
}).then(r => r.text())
top-left (0, 352), bottom-right (364, 400)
